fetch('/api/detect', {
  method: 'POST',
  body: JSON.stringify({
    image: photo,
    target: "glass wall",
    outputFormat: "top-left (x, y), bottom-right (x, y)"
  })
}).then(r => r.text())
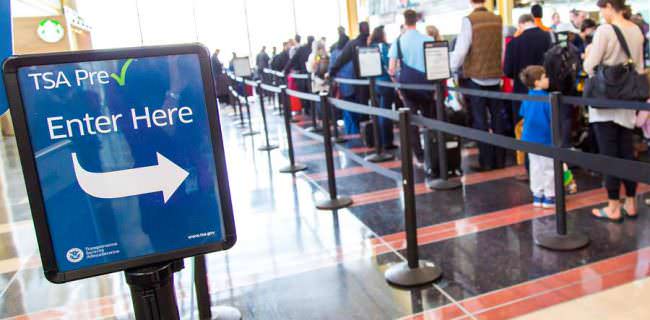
top-left (75, 0), bottom-right (346, 67)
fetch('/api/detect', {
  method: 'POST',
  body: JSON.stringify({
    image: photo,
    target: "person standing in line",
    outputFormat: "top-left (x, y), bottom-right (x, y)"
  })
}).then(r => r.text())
top-left (584, 0), bottom-right (645, 222)
top-left (285, 36), bottom-right (314, 114)
top-left (368, 26), bottom-right (397, 149)
top-left (228, 52), bottom-right (237, 72)
top-left (387, 9), bottom-right (434, 163)
top-left (518, 66), bottom-right (556, 208)
top-left (271, 42), bottom-right (290, 72)
top-left (330, 26), bottom-right (350, 54)
top-left (256, 46), bottom-right (270, 79)
top-left (450, 0), bottom-right (506, 172)
top-left (328, 22), bottom-right (371, 134)
top-left (426, 25), bottom-right (443, 41)
top-left (551, 11), bottom-right (562, 30)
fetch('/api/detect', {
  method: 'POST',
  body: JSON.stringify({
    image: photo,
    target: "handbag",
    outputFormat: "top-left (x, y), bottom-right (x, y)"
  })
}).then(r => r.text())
top-left (583, 25), bottom-right (649, 105)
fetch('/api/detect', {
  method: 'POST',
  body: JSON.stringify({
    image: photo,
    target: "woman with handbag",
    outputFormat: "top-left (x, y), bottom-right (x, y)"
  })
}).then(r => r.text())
top-left (584, 0), bottom-right (646, 222)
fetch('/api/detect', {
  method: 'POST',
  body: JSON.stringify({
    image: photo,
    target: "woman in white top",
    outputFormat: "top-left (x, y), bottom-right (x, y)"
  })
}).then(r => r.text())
top-left (306, 39), bottom-right (330, 94)
top-left (583, 0), bottom-right (645, 222)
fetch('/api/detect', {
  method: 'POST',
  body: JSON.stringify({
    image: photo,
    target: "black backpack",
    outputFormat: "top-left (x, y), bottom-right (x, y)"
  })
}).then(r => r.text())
top-left (544, 35), bottom-right (580, 94)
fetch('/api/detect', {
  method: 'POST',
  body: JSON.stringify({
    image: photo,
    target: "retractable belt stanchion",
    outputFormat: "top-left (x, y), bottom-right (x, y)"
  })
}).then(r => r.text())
top-left (279, 85), bottom-right (308, 173)
top-left (316, 93), bottom-right (353, 210)
top-left (385, 108), bottom-right (442, 288)
top-left (256, 81), bottom-right (279, 151)
top-left (241, 82), bottom-right (260, 137)
top-left (305, 74), bottom-right (322, 133)
top-left (365, 77), bottom-right (395, 163)
top-left (272, 72), bottom-right (282, 116)
top-left (535, 92), bottom-right (590, 251)
top-left (233, 89), bottom-right (247, 128)
top-left (125, 260), bottom-right (184, 320)
top-left (428, 81), bottom-right (461, 190)
top-left (330, 85), bottom-right (347, 144)
top-left (228, 83), bottom-right (239, 120)
top-left (193, 255), bottom-right (242, 320)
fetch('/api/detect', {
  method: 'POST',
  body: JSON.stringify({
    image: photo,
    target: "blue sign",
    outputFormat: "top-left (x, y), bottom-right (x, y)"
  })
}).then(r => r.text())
top-left (3, 46), bottom-right (236, 282)
top-left (0, 1), bottom-right (12, 115)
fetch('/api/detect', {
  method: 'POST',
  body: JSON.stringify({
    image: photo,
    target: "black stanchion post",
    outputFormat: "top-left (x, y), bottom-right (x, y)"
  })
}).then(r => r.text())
top-left (535, 92), bottom-right (589, 251)
top-left (365, 77), bottom-right (395, 163)
top-left (330, 87), bottom-right (347, 144)
top-left (234, 89), bottom-right (247, 128)
top-left (385, 108), bottom-right (442, 288)
top-left (193, 256), bottom-right (242, 320)
top-left (279, 85), bottom-right (308, 173)
top-left (256, 82), bottom-right (279, 151)
top-left (241, 83), bottom-right (260, 137)
top-left (428, 81), bottom-right (462, 190)
top-left (125, 260), bottom-right (183, 320)
top-left (316, 93), bottom-right (353, 210)
top-left (229, 84), bottom-right (239, 120)
top-left (306, 74), bottom-right (322, 133)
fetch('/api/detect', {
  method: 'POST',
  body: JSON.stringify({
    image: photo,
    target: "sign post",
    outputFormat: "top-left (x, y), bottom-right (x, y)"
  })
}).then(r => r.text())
top-left (3, 45), bottom-right (237, 318)
top-left (356, 46), bottom-right (394, 163)
top-left (423, 41), bottom-right (461, 190)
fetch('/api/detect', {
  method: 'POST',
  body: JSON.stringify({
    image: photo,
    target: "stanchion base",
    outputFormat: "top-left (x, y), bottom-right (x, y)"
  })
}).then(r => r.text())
top-left (427, 179), bottom-right (462, 191)
top-left (535, 232), bottom-right (590, 251)
top-left (306, 126), bottom-right (323, 133)
top-left (365, 153), bottom-right (395, 163)
top-left (316, 197), bottom-right (353, 210)
top-left (333, 137), bottom-right (348, 144)
top-left (258, 144), bottom-right (279, 151)
top-left (242, 130), bottom-right (260, 137)
top-left (211, 305), bottom-right (242, 320)
top-left (279, 163), bottom-right (308, 173)
top-left (385, 260), bottom-right (443, 289)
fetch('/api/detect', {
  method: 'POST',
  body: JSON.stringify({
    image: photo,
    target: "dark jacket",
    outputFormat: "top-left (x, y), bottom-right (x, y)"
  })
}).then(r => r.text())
top-left (504, 27), bottom-right (552, 93)
top-left (284, 42), bottom-right (313, 74)
top-left (329, 33), bottom-right (369, 78)
top-left (256, 52), bottom-right (270, 71)
top-left (271, 50), bottom-right (289, 71)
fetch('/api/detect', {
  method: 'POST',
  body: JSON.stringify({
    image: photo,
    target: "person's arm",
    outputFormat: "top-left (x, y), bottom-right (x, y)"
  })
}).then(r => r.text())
top-left (388, 41), bottom-right (398, 77)
top-left (583, 27), bottom-right (608, 76)
top-left (450, 18), bottom-right (472, 72)
top-left (283, 51), bottom-right (297, 74)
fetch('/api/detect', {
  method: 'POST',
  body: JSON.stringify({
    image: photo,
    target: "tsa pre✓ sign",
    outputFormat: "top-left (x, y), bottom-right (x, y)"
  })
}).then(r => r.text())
top-left (3, 45), bottom-right (236, 282)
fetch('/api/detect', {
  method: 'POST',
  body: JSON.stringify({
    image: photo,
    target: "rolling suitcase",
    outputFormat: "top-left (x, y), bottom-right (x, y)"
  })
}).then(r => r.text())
top-left (360, 120), bottom-right (374, 148)
top-left (423, 130), bottom-right (462, 178)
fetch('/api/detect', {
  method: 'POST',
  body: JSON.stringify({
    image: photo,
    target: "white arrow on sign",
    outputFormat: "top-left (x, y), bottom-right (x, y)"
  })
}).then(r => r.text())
top-left (71, 152), bottom-right (189, 203)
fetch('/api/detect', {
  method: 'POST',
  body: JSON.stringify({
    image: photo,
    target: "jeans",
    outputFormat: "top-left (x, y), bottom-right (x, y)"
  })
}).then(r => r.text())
top-left (342, 95), bottom-right (361, 134)
top-left (465, 80), bottom-right (507, 169)
top-left (593, 121), bottom-right (637, 200)
top-left (376, 87), bottom-right (395, 147)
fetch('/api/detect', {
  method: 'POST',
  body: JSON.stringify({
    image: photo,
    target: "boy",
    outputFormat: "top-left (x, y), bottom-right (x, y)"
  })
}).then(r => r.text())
top-left (519, 66), bottom-right (555, 209)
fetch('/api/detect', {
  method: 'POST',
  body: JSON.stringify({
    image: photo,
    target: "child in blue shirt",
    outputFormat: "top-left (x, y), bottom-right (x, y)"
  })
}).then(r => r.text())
top-left (519, 66), bottom-right (554, 209)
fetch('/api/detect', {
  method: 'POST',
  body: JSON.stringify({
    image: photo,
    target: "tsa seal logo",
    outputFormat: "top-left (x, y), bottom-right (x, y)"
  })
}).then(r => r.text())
top-left (66, 248), bottom-right (84, 263)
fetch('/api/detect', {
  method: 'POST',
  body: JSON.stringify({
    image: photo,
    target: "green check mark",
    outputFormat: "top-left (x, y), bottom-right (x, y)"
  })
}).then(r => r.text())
top-left (110, 58), bottom-right (134, 86)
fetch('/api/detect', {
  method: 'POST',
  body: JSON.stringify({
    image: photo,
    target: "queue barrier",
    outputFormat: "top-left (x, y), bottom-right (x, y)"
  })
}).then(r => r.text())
top-left (231, 75), bottom-right (650, 288)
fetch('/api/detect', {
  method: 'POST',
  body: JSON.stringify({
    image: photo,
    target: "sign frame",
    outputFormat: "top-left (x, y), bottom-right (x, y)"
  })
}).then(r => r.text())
top-left (355, 46), bottom-right (383, 79)
top-left (2, 44), bottom-right (237, 283)
top-left (232, 56), bottom-right (252, 78)
top-left (423, 41), bottom-right (451, 81)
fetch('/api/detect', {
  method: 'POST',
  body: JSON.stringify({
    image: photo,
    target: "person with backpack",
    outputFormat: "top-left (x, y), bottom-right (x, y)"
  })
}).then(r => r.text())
top-left (307, 39), bottom-right (330, 127)
top-left (450, 0), bottom-right (506, 172)
top-left (584, 0), bottom-right (646, 222)
top-left (387, 9), bottom-right (434, 164)
top-left (328, 22), bottom-right (371, 134)
top-left (369, 26), bottom-right (396, 149)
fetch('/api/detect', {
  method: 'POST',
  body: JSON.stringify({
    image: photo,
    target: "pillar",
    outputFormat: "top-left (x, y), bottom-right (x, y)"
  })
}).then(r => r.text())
top-left (497, 0), bottom-right (514, 26)
top-left (346, 0), bottom-right (358, 38)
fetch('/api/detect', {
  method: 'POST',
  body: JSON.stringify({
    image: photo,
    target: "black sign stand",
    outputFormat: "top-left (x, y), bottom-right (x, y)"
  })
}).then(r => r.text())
top-left (427, 81), bottom-right (461, 190)
top-left (194, 255), bottom-right (242, 320)
top-left (125, 260), bottom-right (184, 320)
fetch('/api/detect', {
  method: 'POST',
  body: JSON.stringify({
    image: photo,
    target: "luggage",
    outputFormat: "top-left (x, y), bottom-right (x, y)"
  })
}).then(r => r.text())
top-left (423, 107), bottom-right (464, 178)
top-left (360, 120), bottom-right (374, 148)
top-left (422, 129), bottom-right (462, 178)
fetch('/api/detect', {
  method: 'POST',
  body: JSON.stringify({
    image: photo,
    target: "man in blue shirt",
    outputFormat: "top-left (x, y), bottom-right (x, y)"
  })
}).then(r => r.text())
top-left (388, 9), bottom-right (433, 162)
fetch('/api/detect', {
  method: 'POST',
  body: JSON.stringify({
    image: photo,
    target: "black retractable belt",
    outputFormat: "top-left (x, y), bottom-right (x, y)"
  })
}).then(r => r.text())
top-left (428, 81), bottom-right (461, 190)
top-left (279, 85), bottom-right (308, 174)
top-left (315, 92), bottom-right (354, 210)
top-left (534, 92), bottom-right (590, 251)
top-left (256, 81), bottom-right (279, 151)
top-left (384, 108), bottom-right (443, 289)
top-left (364, 77), bottom-right (395, 163)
